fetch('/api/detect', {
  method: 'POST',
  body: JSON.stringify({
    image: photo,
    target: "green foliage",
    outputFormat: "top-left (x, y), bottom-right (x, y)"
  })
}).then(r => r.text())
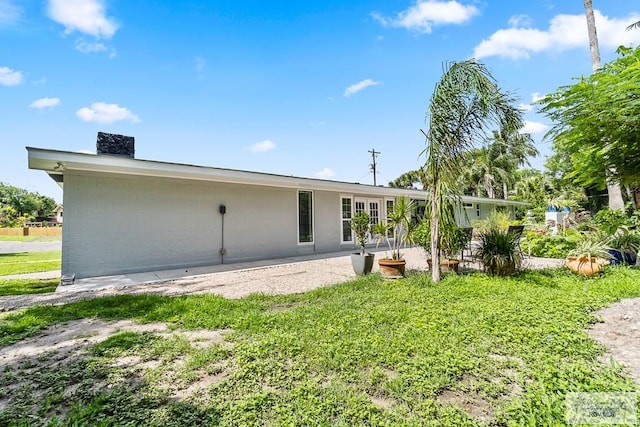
top-left (593, 208), bottom-right (638, 236)
top-left (567, 237), bottom-right (612, 260)
top-left (522, 231), bottom-right (582, 258)
top-left (539, 45), bottom-right (640, 189)
top-left (0, 251), bottom-right (61, 276)
top-left (471, 209), bottom-right (512, 233)
top-left (0, 183), bottom-right (57, 226)
top-left (0, 278), bottom-right (58, 296)
top-left (608, 228), bottom-right (640, 255)
top-left (2, 269), bottom-right (640, 425)
top-left (350, 212), bottom-right (370, 254)
top-left (422, 59), bottom-right (524, 283)
top-left (477, 228), bottom-right (523, 275)
top-left (372, 196), bottom-right (414, 260)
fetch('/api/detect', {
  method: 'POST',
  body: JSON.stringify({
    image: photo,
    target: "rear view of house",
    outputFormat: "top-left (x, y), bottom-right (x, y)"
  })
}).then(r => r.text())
top-left (28, 133), bottom-right (526, 279)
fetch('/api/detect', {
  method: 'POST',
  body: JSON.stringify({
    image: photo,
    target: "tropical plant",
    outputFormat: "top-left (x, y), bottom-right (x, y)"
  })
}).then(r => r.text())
top-left (539, 45), bottom-right (640, 208)
top-left (350, 212), bottom-right (371, 255)
top-left (608, 228), bottom-right (640, 257)
top-left (567, 236), bottom-right (612, 261)
top-left (440, 226), bottom-right (468, 260)
top-left (372, 196), bottom-right (414, 260)
top-left (477, 227), bottom-right (523, 276)
top-left (422, 59), bottom-right (524, 282)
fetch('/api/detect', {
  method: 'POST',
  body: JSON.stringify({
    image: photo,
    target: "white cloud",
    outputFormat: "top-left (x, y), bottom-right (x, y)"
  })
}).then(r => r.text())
top-left (508, 14), bottom-right (533, 28)
top-left (30, 97), bottom-right (61, 109)
top-left (344, 79), bottom-right (381, 97)
top-left (47, 0), bottom-right (118, 38)
top-left (76, 102), bottom-right (140, 124)
top-left (520, 120), bottom-right (549, 135)
top-left (473, 10), bottom-right (640, 60)
top-left (0, 66), bottom-right (23, 86)
top-left (518, 92), bottom-right (545, 112)
top-left (531, 92), bottom-right (545, 103)
top-left (372, 1), bottom-right (479, 33)
top-left (74, 38), bottom-right (115, 56)
top-left (316, 168), bottom-right (335, 179)
top-left (518, 103), bottom-right (532, 112)
top-left (247, 140), bottom-right (275, 153)
top-left (0, 0), bottom-right (21, 25)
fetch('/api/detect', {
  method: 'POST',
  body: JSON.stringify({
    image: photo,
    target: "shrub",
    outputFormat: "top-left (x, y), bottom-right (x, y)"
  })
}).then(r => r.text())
top-left (522, 230), bottom-right (582, 258)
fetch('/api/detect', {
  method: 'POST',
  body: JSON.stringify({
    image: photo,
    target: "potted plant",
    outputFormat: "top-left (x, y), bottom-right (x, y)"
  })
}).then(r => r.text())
top-left (350, 211), bottom-right (375, 275)
top-left (372, 196), bottom-right (414, 278)
top-left (606, 227), bottom-right (640, 265)
top-left (566, 236), bottom-right (611, 276)
top-left (439, 225), bottom-right (469, 273)
top-left (477, 227), bottom-right (523, 276)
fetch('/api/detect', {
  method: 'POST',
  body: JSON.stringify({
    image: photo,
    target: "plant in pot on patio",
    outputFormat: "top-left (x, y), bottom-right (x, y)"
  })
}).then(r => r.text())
top-left (372, 196), bottom-right (414, 278)
top-left (477, 226), bottom-right (523, 276)
top-left (566, 236), bottom-right (611, 277)
top-left (413, 219), bottom-right (468, 274)
top-left (350, 211), bottom-right (375, 275)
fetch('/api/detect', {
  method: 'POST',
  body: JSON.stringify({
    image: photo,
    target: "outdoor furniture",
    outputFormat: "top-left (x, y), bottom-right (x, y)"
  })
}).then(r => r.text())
top-left (507, 225), bottom-right (526, 257)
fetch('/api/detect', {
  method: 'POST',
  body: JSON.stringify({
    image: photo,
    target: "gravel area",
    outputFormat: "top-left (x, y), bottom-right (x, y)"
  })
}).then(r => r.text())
top-left (0, 248), bottom-right (563, 313)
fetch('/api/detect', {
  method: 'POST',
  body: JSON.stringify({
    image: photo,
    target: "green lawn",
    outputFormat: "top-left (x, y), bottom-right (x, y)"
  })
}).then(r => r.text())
top-left (0, 236), bottom-right (61, 242)
top-left (0, 278), bottom-right (59, 296)
top-left (1, 267), bottom-right (639, 425)
top-left (0, 251), bottom-right (61, 276)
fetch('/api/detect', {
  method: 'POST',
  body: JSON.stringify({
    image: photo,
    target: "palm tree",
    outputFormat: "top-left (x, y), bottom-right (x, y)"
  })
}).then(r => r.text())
top-left (422, 59), bottom-right (523, 283)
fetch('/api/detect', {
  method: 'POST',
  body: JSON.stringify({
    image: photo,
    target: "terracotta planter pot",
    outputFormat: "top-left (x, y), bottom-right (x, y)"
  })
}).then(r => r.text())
top-left (378, 259), bottom-right (406, 278)
top-left (565, 256), bottom-right (604, 277)
top-left (427, 259), bottom-right (460, 273)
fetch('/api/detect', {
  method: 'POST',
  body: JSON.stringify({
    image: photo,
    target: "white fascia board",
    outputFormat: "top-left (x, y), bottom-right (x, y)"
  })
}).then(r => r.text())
top-left (26, 147), bottom-right (423, 198)
top-left (26, 147), bottom-right (529, 206)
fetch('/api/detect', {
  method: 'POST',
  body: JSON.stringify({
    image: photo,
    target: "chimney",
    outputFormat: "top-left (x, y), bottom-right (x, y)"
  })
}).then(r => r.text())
top-left (96, 132), bottom-right (135, 158)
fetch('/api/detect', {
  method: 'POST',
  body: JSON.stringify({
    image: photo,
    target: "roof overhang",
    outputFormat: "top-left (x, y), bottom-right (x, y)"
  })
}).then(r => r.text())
top-left (26, 147), bottom-right (528, 207)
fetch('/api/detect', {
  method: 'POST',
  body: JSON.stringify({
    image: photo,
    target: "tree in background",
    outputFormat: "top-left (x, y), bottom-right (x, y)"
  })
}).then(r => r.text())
top-left (422, 59), bottom-right (523, 283)
top-left (0, 183), bottom-right (57, 226)
top-left (582, 0), bottom-right (625, 210)
top-left (539, 45), bottom-right (640, 209)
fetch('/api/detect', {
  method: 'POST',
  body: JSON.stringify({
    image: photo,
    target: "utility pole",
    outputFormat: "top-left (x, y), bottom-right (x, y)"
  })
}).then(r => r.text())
top-left (368, 148), bottom-right (380, 186)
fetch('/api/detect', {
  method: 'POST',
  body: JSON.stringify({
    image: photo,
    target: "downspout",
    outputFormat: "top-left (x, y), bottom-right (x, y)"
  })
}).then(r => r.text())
top-left (219, 204), bottom-right (227, 264)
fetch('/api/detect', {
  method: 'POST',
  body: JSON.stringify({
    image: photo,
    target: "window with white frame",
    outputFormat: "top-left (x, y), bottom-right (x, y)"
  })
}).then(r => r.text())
top-left (341, 197), bottom-right (353, 243)
top-left (298, 190), bottom-right (313, 243)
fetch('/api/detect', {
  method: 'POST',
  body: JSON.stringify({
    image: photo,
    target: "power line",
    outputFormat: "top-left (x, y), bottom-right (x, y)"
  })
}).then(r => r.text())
top-left (368, 148), bottom-right (381, 186)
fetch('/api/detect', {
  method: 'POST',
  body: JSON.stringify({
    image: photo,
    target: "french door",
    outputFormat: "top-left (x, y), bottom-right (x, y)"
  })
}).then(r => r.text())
top-left (354, 198), bottom-right (381, 243)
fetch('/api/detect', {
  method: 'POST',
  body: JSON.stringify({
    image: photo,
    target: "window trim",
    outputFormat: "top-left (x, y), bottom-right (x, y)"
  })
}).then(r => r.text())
top-left (297, 190), bottom-right (314, 245)
top-left (340, 195), bottom-right (354, 244)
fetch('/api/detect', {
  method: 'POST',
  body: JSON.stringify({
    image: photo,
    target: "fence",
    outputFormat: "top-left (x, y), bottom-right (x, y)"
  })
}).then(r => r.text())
top-left (0, 227), bottom-right (63, 237)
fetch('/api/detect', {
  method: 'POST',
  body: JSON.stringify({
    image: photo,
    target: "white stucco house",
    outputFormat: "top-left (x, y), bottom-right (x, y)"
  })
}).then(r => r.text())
top-left (27, 135), bottom-right (527, 279)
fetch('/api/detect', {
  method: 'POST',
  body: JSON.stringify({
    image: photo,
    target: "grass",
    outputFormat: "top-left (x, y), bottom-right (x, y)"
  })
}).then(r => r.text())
top-left (0, 251), bottom-right (61, 276)
top-left (0, 236), bottom-right (61, 242)
top-left (0, 278), bottom-right (59, 296)
top-left (1, 267), bottom-right (639, 425)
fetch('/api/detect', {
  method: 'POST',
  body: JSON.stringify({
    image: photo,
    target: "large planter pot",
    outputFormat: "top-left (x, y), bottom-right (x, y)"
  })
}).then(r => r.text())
top-left (378, 259), bottom-right (406, 279)
top-left (606, 249), bottom-right (624, 265)
top-left (566, 256), bottom-right (603, 277)
top-left (486, 261), bottom-right (516, 277)
top-left (427, 259), bottom-right (460, 274)
top-left (351, 253), bottom-right (375, 275)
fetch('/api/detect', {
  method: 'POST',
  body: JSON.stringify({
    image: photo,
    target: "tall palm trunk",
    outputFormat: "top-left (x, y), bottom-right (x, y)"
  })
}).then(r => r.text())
top-left (430, 177), bottom-right (441, 283)
top-left (583, 0), bottom-right (625, 210)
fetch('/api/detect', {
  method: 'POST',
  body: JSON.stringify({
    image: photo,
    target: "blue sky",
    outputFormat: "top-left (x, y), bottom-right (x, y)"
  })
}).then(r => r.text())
top-left (1, 0), bottom-right (639, 202)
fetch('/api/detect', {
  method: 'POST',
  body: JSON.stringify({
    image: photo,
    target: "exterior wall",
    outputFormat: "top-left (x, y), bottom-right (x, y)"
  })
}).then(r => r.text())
top-left (62, 172), bottom-right (355, 278)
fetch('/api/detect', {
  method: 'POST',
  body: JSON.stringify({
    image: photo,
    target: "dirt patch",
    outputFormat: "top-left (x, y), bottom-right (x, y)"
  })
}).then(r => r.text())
top-left (438, 388), bottom-right (494, 421)
top-left (587, 298), bottom-right (640, 385)
top-left (0, 319), bottom-right (235, 422)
